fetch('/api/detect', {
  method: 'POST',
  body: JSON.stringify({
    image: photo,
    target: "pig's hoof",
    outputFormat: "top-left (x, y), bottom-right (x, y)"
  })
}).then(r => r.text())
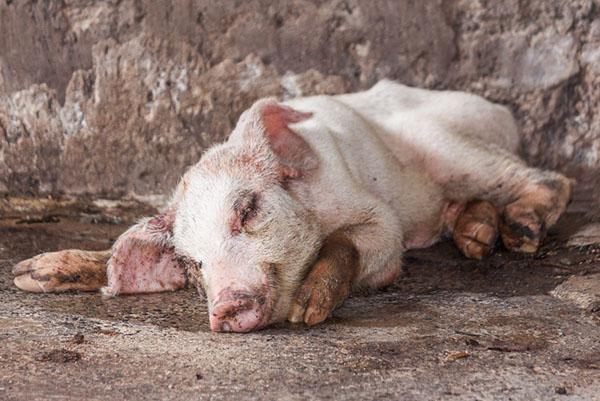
top-left (500, 176), bottom-right (572, 253)
top-left (453, 200), bottom-right (499, 260)
top-left (12, 250), bottom-right (109, 293)
top-left (288, 259), bottom-right (352, 326)
top-left (500, 203), bottom-right (545, 253)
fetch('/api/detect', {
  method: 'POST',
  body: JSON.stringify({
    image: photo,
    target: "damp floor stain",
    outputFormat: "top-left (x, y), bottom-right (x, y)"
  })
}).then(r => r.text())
top-left (1, 212), bottom-right (599, 400)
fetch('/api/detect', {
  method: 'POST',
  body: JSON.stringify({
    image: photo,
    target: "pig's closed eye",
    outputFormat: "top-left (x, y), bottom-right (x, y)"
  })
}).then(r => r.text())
top-left (232, 192), bottom-right (259, 234)
top-left (240, 193), bottom-right (259, 226)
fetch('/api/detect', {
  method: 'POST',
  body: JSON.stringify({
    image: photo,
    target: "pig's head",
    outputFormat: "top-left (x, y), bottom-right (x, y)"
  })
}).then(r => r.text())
top-left (173, 99), bottom-right (323, 332)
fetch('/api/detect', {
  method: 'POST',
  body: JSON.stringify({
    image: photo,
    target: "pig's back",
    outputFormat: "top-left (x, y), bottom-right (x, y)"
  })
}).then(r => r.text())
top-left (334, 79), bottom-right (520, 156)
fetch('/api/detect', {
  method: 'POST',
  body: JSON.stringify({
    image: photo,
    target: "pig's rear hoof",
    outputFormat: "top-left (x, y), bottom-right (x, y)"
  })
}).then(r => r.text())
top-left (452, 200), bottom-right (499, 260)
top-left (500, 204), bottom-right (545, 253)
top-left (499, 176), bottom-right (572, 253)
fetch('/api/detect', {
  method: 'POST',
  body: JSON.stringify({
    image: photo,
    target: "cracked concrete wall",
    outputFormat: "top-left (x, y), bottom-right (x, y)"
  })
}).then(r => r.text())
top-left (0, 0), bottom-right (599, 201)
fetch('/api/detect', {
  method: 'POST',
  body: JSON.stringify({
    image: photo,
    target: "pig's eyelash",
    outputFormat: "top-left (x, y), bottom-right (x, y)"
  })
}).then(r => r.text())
top-left (239, 193), bottom-right (259, 227)
top-left (231, 192), bottom-right (260, 234)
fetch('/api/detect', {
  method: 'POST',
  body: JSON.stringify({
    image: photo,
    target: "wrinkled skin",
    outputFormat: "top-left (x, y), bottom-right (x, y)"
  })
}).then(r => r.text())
top-left (13, 81), bottom-right (572, 332)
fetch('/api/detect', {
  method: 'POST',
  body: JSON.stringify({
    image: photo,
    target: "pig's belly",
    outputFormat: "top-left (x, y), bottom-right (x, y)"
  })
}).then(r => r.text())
top-left (366, 167), bottom-right (462, 250)
top-left (402, 201), bottom-right (465, 249)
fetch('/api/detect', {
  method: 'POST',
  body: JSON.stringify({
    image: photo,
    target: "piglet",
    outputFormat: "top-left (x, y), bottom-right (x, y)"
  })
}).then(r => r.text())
top-left (13, 80), bottom-right (572, 332)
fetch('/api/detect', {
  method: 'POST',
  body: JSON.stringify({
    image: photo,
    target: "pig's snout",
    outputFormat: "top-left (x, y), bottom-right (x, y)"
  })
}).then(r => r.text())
top-left (210, 291), bottom-right (265, 333)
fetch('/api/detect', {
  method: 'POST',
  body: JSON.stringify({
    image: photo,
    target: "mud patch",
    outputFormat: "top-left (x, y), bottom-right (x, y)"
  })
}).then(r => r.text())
top-left (343, 339), bottom-right (440, 372)
top-left (35, 349), bottom-right (81, 363)
top-left (15, 215), bottom-right (60, 224)
top-left (485, 336), bottom-right (547, 353)
top-left (70, 333), bottom-right (85, 344)
top-left (331, 298), bottom-right (439, 329)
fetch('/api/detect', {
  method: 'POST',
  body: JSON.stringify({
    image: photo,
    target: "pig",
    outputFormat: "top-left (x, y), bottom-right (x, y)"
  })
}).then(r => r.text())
top-left (12, 80), bottom-right (572, 332)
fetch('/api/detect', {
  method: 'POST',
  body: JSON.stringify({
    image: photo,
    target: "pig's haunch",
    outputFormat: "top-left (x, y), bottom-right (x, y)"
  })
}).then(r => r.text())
top-left (13, 80), bottom-right (573, 332)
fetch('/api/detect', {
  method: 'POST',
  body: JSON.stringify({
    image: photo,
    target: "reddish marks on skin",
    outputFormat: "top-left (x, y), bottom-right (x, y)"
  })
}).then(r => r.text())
top-left (261, 104), bottom-right (313, 135)
top-left (205, 261), bottom-right (276, 331)
top-left (110, 243), bottom-right (186, 293)
top-left (278, 165), bottom-right (302, 180)
top-left (229, 215), bottom-right (242, 236)
top-left (107, 213), bottom-right (188, 294)
top-left (147, 213), bottom-right (174, 234)
top-left (231, 153), bottom-right (270, 175)
top-left (210, 284), bottom-right (273, 332)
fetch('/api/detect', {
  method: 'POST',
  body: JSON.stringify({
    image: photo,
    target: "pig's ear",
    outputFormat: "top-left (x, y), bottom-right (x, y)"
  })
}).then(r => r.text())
top-left (249, 99), bottom-right (317, 180)
top-left (102, 210), bottom-right (187, 296)
top-left (102, 177), bottom-right (190, 296)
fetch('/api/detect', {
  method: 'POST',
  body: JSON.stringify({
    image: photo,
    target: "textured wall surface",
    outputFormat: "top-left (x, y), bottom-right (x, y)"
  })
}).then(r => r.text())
top-left (1, 0), bottom-right (599, 201)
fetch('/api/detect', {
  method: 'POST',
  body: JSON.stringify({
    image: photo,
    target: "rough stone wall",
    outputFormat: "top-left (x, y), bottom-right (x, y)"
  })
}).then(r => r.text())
top-left (0, 0), bottom-right (598, 202)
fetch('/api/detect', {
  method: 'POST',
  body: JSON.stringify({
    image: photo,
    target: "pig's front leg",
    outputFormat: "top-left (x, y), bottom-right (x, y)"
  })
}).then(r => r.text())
top-left (288, 200), bottom-right (403, 326)
top-left (288, 230), bottom-right (359, 326)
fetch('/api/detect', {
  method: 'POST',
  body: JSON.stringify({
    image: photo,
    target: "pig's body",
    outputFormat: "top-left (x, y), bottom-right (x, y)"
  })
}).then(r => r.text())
top-left (280, 80), bottom-right (519, 287)
top-left (13, 80), bottom-right (572, 332)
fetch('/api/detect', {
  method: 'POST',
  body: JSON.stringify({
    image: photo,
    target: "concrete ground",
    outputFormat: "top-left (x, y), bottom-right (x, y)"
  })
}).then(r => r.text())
top-left (1, 205), bottom-right (599, 401)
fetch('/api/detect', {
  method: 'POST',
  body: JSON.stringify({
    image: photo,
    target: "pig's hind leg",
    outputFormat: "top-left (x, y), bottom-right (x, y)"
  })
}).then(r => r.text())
top-left (403, 122), bottom-right (571, 253)
top-left (442, 142), bottom-right (572, 253)
top-left (13, 214), bottom-right (189, 295)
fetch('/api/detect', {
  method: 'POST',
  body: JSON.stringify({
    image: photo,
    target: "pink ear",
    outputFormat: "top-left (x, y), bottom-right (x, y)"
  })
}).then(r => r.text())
top-left (102, 210), bottom-right (188, 296)
top-left (259, 102), bottom-right (318, 180)
top-left (102, 178), bottom-right (191, 296)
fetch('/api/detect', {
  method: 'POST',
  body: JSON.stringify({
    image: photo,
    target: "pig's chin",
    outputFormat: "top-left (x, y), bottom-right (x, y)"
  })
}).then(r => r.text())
top-left (252, 278), bottom-right (304, 331)
top-left (262, 292), bottom-right (293, 329)
top-left (256, 285), bottom-right (292, 331)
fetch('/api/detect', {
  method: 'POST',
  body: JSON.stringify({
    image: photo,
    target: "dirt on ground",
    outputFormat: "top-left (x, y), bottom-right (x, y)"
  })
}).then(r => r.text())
top-left (0, 206), bottom-right (599, 401)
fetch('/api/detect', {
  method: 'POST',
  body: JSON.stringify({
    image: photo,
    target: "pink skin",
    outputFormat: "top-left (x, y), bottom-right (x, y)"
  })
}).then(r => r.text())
top-left (403, 201), bottom-right (466, 249)
top-left (205, 260), bottom-right (277, 332)
top-left (209, 288), bottom-right (272, 332)
top-left (173, 100), bottom-right (322, 332)
top-left (107, 245), bottom-right (186, 294)
top-left (102, 213), bottom-right (188, 296)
